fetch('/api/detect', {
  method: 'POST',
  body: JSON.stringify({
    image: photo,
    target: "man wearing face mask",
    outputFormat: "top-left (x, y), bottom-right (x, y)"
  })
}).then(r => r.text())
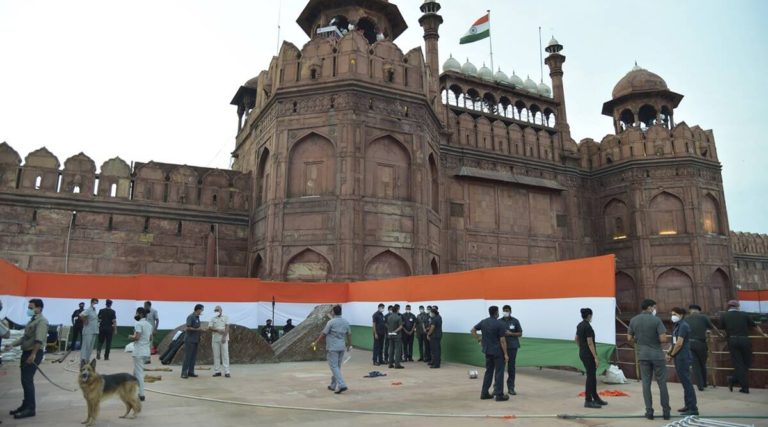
top-left (427, 306), bottom-right (442, 368)
top-left (129, 307), bottom-right (152, 402)
top-left (79, 298), bottom-right (99, 363)
top-left (96, 299), bottom-right (117, 361)
top-left (383, 305), bottom-right (394, 361)
top-left (422, 305), bottom-right (433, 363)
top-left (471, 306), bottom-right (509, 401)
top-left (415, 305), bottom-right (429, 362)
top-left (402, 305), bottom-right (416, 362)
top-left (371, 303), bottom-right (386, 366)
top-left (69, 302), bottom-right (85, 350)
top-left (667, 307), bottom-right (698, 416)
top-left (209, 305), bottom-right (230, 378)
top-left (628, 299), bottom-right (670, 421)
top-left (4, 299), bottom-right (48, 420)
top-left (685, 304), bottom-right (720, 391)
top-left (499, 305), bottom-right (523, 395)
top-left (385, 304), bottom-right (404, 369)
top-left (181, 304), bottom-right (204, 379)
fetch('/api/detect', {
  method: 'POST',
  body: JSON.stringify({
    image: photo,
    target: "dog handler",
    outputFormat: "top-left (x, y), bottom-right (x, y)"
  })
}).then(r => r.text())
top-left (129, 307), bottom-right (152, 401)
top-left (4, 299), bottom-right (48, 420)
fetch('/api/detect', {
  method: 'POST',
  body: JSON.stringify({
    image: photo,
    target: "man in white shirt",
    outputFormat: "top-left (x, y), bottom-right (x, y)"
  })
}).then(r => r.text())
top-left (79, 298), bottom-right (99, 362)
top-left (208, 305), bottom-right (230, 378)
top-left (129, 307), bottom-right (152, 401)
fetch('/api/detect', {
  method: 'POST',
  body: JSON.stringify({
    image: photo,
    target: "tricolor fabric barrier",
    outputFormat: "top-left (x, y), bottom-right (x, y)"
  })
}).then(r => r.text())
top-left (0, 255), bottom-right (616, 372)
top-left (738, 290), bottom-right (768, 314)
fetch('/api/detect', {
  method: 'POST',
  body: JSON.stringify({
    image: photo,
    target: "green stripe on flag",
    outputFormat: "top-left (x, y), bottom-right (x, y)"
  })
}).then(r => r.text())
top-left (460, 30), bottom-right (490, 45)
top-left (350, 325), bottom-right (615, 374)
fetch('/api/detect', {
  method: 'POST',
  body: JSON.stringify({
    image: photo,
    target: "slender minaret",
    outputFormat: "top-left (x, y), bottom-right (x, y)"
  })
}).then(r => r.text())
top-left (544, 36), bottom-right (571, 141)
top-left (419, 0), bottom-right (443, 113)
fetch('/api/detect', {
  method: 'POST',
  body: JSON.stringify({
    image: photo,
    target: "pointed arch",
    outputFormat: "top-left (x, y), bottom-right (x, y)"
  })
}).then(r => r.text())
top-left (649, 191), bottom-right (685, 235)
top-left (365, 250), bottom-right (411, 280)
top-left (285, 248), bottom-right (331, 282)
top-left (430, 257), bottom-right (439, 275)
top-left (428, 153), bottom-right (439, 213)
top-left (288, 133), bottom-right (336, 197)
top-left (701, 193), bottom-right (721, 235)
top-left (365, 136), bottom-right (411, 200)
top-left (615, 271), bottom-right (636, 313)
top-left (604, 198), bottom-right (629, 240)
top-left (708, 268), bottom-right (729, 311)
top-left (656, 268), bottom-right (693, 311)
top-left (256, 148), bottom-right (270, 205)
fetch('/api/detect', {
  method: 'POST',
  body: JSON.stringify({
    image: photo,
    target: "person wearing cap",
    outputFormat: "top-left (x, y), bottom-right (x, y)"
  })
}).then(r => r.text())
top-left (667, 307), bottom-right (698, 416)
top-left (720, 300), bottom-right (768, 394)
top-left (628, 299), bottom-right (670, 421)
top-left (415, 305), bottom-right (429, 362)
top-left (96, 299), bottom-right (117, 361)
top-left (685, 304), bottom-right (721, 390)
top-left (208, 305), bottom-right (230, 378)
top-left (401, 305), bottom-right (417, 362)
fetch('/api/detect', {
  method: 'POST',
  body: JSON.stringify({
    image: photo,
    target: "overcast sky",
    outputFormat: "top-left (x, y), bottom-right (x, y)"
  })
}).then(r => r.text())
top-left (1, 0), bottom-right (766, 233)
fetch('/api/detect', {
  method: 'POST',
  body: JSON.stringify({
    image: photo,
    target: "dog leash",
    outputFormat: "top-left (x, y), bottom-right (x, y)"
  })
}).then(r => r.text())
top-left (33, 362), bottom-right (79, 392)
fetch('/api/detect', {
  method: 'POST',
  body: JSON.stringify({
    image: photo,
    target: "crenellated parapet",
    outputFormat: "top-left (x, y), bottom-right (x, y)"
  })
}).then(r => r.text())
top-left (731, 232), bottom-right (768, 256)
top-left (0, 143), bottom-right (251, 212)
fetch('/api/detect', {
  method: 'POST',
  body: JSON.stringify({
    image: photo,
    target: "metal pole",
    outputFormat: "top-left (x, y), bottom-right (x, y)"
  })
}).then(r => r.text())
top-left (487, 10), bottom-right (494, 73)
top-left (538, 26), bottom-right (544, 83)
top-left (64, 210), bottom-right (75, 273)
top-left (271, 296), bottom-right (276, 326)
top-left (215, 223), bottom-right (220, 277)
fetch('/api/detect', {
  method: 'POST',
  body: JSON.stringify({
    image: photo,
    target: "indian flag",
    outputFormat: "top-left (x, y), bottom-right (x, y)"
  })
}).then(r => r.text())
top-left (460, 13), bottom-right (490, 45)
top-left (0, 255), bottom-right (616, 373)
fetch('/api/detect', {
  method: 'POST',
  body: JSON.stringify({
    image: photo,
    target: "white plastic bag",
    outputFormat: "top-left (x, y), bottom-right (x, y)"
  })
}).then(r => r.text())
top-left (602, 364), bottom-right (627, 384)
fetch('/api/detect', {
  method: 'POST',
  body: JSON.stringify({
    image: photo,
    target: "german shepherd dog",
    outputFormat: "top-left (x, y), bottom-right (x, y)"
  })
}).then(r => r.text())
top-left (78, 359), bottom-right (142, 426)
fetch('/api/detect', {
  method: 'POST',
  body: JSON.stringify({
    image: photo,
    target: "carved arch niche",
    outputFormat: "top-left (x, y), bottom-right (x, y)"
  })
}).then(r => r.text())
top-left (364, 250), bottom-right (411, 280)
top-left (604, 198), bottom-right (629, 240)
top-left (287, 133), bottom-right (336, 198)
top-left (284, 248), bottom-right (331, 282)
top-left (655, 268), bottom-right (693, 311)
top-left (701, 194), bottom-right (722, 235)
top-left (708, 268), bottom-right (729, 311)
top-left (649, 191), bottom-right (686, 235)
top-left (365, 136), bottom-right (411, 201)
top-left (615, 272), bottom-right (636, 313)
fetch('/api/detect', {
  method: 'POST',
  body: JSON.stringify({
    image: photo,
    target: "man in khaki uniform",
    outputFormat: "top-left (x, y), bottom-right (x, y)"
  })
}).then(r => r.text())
top-left (208, 305), bottom-right (231, 377)
top-left (4, 298), bottom-right (48, 420)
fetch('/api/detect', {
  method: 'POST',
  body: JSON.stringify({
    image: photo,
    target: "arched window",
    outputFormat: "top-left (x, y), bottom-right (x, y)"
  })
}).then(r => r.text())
top-left (615, 272), bottom-right (636, 313)
top-left (365, 136), bottom-right (411, 200)
top-left (638, 104), bottom-right (658, 129)
top-left (110, 183), bottom-right (117, 197)
top-left (34, 176), bottom-right (42, 190)
top-left (619, 109), bottom-right (635, 130)
top-left (431, 258), bottom-right (439, 275)
top-left (288, 134), bottom-right (335, 198)
top-left (251, 253), bottom-right (265, 279)
top-left (73, 185), bottom-right (80, 193)
top-left (709, 269), bottom-right (729, 310)
top-left (256, 148), bottom-right (270, 205)
top-left (701, 194), bottom-right (721, 235)
top-left (649, 192), bottom-right (685, 235)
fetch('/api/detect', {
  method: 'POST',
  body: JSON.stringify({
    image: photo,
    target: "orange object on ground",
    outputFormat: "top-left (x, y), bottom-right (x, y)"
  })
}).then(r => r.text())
top-left (578, 390), bottom-right (629, 397)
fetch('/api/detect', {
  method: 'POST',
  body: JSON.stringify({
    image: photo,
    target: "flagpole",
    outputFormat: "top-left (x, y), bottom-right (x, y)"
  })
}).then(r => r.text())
top-left (538, 26), bottom-right (543, 82)
top-left (276, 0), bottom-right (282, 55)
top-left (488, 10), bottom-right (494, 73)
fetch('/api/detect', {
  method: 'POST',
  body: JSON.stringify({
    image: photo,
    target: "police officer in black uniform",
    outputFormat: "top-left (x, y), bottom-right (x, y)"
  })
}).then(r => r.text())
top-left (371, 303), bottom-right (386, 365)
top-left (401, 305), bottom-right (417, 362)
top-left (499, 304), bottom-right (523, 395)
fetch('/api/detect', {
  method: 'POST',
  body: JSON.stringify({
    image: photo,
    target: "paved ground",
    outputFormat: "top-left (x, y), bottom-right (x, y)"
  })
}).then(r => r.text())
top-left (0, 349), bottom-right (766, 427)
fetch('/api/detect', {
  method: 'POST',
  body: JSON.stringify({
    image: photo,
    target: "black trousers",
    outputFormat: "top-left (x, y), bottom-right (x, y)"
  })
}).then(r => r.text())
top-left (482, 353), bottom-right (505, 396)
top-left (97, 329), bottom-right (114, 359)
top-left (20, 350), bottom-right (44, 412)
top-left (383, 334), bottom-right (390, 358)
top-left (416, 334), bottom-right (426, 359)
top-left (429, 336), bottom-right (441, 367)
top-left (690, 339), bottom-right (708, 388)
top-left (372, 333), bottom-right (385, 364)
top-left (423, 334), bottom-right (432, 362)
top-left (506, 348), bottom-right (519, 391)
top-left (403, 332), bottom-right (414, 360)
top-left (70, 326), bottom-right (83, 350)
top-left (181, 341), bottom-right (199, 376)
top-left (728, 336), bottom-right (752, 391)
top-left (580, 351), bottom-right (599, 402)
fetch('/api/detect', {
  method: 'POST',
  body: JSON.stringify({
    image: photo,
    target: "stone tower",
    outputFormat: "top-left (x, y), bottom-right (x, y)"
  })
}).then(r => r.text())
top-left (230, 0), bottom-right (443, 281)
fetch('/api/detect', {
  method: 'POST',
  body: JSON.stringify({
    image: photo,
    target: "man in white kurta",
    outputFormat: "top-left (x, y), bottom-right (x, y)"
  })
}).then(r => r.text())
top-left (209, 305), bottom-right (230, 377)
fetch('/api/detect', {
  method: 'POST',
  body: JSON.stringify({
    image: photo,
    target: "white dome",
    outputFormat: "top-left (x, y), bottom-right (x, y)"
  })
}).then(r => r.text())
top-left (538, 81), bottom-right (552, 97)
top-left (524, 75), bottom-right (538, 92)
top-left (477, 63), bottom-right (493, 80)
top-left (509, 71), bottom-right (524, 87)
top-left (494, 68), bottom-right (509, 84)
top-left (461, 59), bottom-right (477, 76)
top-left (443, 54), bottom-right (461, 72)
